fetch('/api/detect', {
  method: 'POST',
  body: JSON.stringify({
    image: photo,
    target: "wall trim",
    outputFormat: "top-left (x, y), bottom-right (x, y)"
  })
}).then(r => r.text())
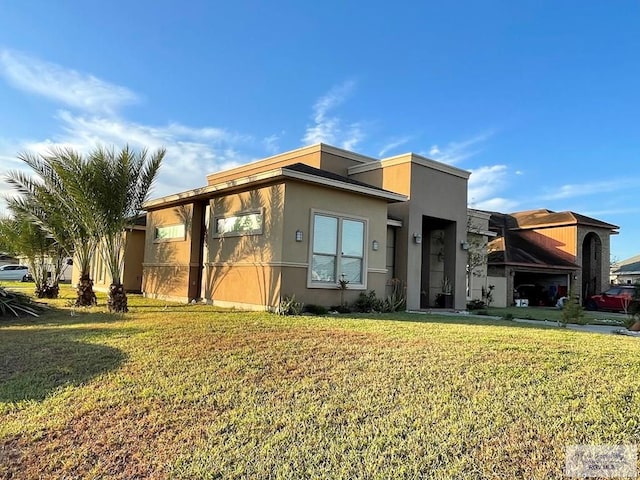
top-left (206, 298), bottom-right (272, 311)
top-left (143, 292), bottom-right (190, 303)
top-left (367, 268), bottom-right (388, 274)
top-left (348, 153), bottom-right (471, 179)
top-left (206, 261), bottom-right (308, 268)
top-left (142, 262), bottom-right (199, 267)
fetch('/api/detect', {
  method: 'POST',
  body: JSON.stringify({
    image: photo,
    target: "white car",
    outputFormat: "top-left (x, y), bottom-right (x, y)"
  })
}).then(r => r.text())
top-left (0, 265), bottom-right (32, 281)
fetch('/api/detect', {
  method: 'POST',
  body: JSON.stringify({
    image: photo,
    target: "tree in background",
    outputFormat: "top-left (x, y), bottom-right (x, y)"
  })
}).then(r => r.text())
top-left (7, 149), bottom-right (98, 306)
top-left (0, 209), bottom-right (63, 298)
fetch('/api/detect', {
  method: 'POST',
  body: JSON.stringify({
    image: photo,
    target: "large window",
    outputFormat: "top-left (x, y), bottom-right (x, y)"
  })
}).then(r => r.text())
top-left (310, 213), bottom-right (366, 287)
top-left (214, 210), bottom-right (263, 237)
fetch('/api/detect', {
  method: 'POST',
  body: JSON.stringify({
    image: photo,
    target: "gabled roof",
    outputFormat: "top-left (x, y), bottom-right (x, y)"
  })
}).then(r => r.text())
top-left (487, 212), bottom-right (578, 271)
top-left (509, 209), bottom-right (618, 231)
top-left (613, 260), bottom-right (640, 275)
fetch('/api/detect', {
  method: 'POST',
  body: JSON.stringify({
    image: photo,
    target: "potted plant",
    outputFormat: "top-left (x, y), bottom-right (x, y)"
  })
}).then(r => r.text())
top-left (436, 276), bottom-right (453, 308)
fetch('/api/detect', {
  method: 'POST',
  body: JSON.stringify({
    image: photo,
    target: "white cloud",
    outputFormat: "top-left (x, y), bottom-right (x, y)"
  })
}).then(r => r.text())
top-left (467, 164), bottom-right (518, 211)
top-left (262, 133), bottom-right (284, 154)
top-left (379, 136), bottom-right (413, 157)
top-left (541, 178), bottom-right (639, 201)
top-left (426, 131), bottom-right (495, 165)
top-left (473, 197), bottom-right (519, 212)
top-left (0, 49), bottom-right (137, 114)
top-left (302, 81), bottom-right (364, 149)
top-left (5, 111), bottom-right (251, 201)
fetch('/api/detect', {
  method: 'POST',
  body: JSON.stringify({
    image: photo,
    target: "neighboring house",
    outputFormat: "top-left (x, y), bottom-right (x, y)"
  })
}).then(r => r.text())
top-left (611, 255), bottom-right (640, 285)
top-left (465, 209), bottom-right (497, 303)
top-left (16, 254), bottom-right (73, 282)
top-left (142, 143), bottom-right (472, 311)
top-left (0, 253), bottom-right (19, 266)
top-left (484, 209), bottom-right (618, 307)
top-left (71, 215), bottom-right (147, 293)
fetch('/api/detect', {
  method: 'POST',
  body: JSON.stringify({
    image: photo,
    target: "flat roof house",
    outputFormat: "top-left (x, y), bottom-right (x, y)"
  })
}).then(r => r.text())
top-left (142, 143), bottom-right (471, 311)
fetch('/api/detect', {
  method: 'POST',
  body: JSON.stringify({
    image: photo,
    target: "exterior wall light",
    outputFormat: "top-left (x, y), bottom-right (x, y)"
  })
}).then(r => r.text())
top-left (460, 241), bottom-right (469, 250)
top-left (295, 230), bottom-right (303, 242)
top-left (413, 233), bottom-right (422, 244)
top-left (372, 240), bottom-right (379, 251)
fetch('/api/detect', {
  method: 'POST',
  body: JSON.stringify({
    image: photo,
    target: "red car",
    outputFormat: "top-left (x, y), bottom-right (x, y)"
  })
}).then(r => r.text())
top-left (586, 286), bottom-right (639, 312)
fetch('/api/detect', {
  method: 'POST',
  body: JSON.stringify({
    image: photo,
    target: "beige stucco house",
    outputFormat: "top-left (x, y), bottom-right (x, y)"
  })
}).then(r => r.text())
top-left (142, 143), bottom-right (475, 311)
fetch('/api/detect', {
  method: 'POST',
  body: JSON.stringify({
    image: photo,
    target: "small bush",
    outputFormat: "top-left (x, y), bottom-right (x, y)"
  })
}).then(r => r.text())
top-left (353, 291), bottom-right (383, 313)
top-left (467, 299), bottom-right (486, 311)
top-left (329, 305), bottom-right (352, 314)
top-left (304, 304), bottom-right (328, 315)
top-left (561, 289), bottom-right (585, 325)
top-left (502, 313), bottom-right (514, 321)
top-left (276, 295), bottom-right (304, 316)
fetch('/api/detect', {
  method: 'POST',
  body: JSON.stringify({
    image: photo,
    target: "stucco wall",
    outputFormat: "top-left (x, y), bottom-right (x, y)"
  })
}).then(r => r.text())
top-left (123, 229), bottom-right (145, 292)
top-left (278, 181), bottom-right (389, 307)
top-left (203, 184), bottom-right (285, 309)
top-left (143, 204), bottom-right (195, 301)
top-left (526, 227), bottom-right (577, 262)
top-left (406, 160), bottom-right (468, 310)
top-left (352, 156), bottom-right (469, 310)
top-left (487, 276), bottom-right (508, 308)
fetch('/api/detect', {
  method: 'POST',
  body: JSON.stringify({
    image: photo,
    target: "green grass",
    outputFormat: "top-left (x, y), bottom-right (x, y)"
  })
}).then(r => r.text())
top-left (486, 305), bottom-right (627, 325)
top-left (1, 284), bottom-right (640, 478)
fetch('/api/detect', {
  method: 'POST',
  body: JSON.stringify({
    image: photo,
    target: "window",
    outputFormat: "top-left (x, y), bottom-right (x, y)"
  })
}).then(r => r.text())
top-left (155, 224), bottom-right (186, 241)
top-left (214, 210), bottom-right (263, 237)
top-left (310, 212), bottom-right (366, 287)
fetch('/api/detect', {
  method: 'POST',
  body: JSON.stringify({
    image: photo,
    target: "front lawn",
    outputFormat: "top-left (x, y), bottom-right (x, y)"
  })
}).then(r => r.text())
top-left (1, 285), bottom-right (640, 479)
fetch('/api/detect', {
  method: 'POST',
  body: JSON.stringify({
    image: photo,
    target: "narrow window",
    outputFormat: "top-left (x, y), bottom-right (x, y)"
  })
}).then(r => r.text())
top-left (214, 210), bottom-right (263, 237)
top-left (311, 215), bottom-right (338, 283)
top-left (155, 224), bottom-right (186, 241)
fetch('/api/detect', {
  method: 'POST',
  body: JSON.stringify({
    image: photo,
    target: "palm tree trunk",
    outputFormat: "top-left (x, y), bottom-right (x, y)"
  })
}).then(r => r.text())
top-left (76, 273), bottom-right (97, 307)
top-left (107, 283), bottom-right (128, 313)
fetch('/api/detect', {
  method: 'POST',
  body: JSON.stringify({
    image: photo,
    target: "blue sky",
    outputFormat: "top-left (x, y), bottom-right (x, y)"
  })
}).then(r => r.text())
top-left (0, 1), bottom-right (638, 261)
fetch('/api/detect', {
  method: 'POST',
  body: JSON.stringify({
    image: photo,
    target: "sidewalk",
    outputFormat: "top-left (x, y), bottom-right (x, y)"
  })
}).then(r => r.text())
top-left (512, 318), bottom-right (629, 335)
top-left (413, 310), bottom-right (635, 337)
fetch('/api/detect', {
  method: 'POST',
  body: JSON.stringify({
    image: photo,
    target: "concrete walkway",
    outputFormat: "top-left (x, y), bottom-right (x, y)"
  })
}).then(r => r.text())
top-left (512, 318), bottom-right (632, 336)
top-left (412, 309), bottom-right (636, 337)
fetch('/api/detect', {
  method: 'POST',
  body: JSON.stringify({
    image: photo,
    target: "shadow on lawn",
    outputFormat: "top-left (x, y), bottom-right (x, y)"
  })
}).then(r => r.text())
top-left (0, 319), bottom-right (130, 403)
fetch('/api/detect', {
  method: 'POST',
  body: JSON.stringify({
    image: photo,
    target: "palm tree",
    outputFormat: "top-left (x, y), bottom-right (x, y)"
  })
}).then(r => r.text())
top-left (86, 146), bottom-right (164, 313)
top-left (7, 145), bottom-right (164, 311)
top-left (0, 210), bottom-right (61, 298)
top-left (7, 148), bottom-right (99, 306)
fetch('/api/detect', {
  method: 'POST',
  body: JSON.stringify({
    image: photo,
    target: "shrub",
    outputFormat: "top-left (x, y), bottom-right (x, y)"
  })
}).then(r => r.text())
top-left (385, 278), bottom-right (407, 312)
top-left (276, 295), bottom-right (304, 316)
top-left (304, 304), bottom-right (328, 315)
top-left (502, 313), bottom-right (514, 321)
top-left (561, 288), bottom-right (585, 325)
top-left (467, 299), bottom-right (486, 311)
top-left (353, 291), bottom-right (383, 313)
top-left (329, 305), bottom-right (352, 314)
